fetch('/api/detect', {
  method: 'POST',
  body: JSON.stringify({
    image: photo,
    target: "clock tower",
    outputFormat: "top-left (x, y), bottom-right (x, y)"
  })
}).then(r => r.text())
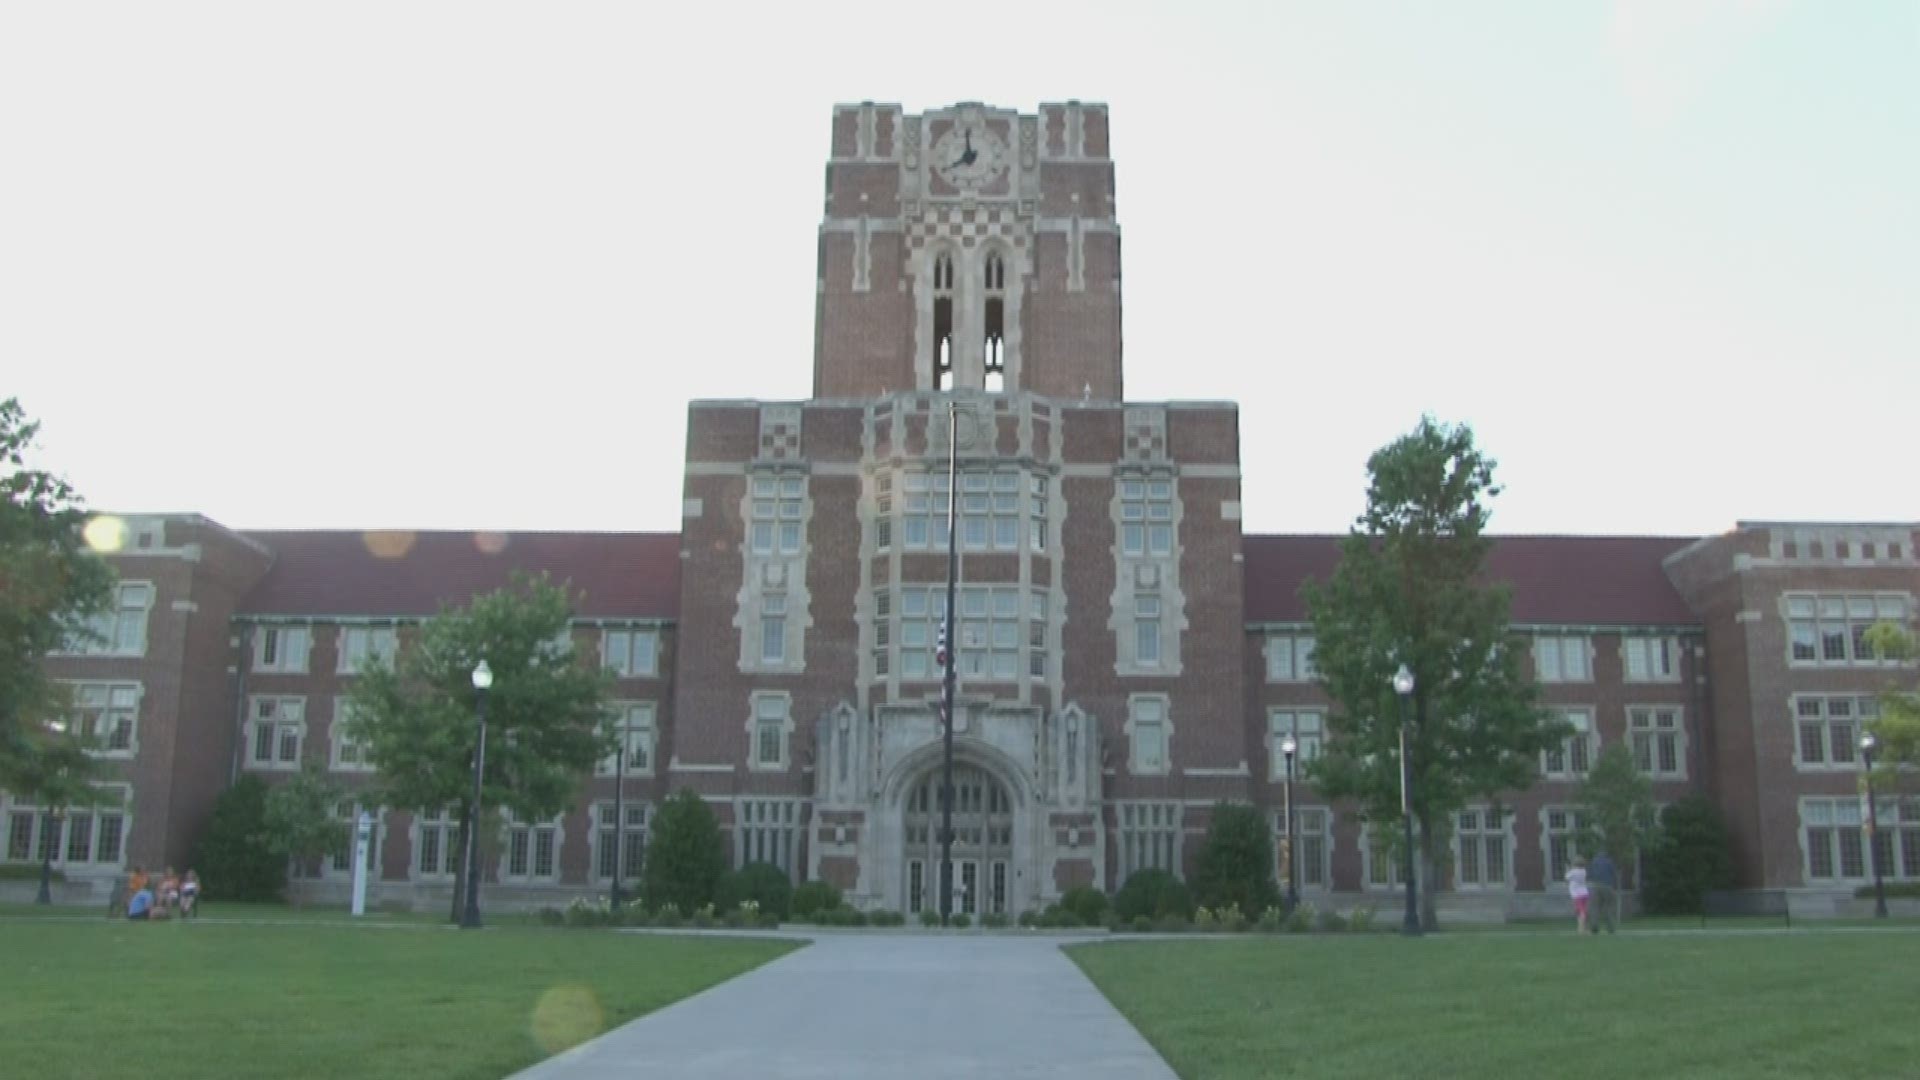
top-left (812, 101), bottom-right (1123, 402)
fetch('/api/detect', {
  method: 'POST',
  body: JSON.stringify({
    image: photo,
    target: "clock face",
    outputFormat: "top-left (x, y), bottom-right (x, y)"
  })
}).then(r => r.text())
top-left (930, 121), bottom-right (1010, 189)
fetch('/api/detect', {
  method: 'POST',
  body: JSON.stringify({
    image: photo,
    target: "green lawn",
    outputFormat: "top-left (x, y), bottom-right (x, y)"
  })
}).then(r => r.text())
top-left (1, 920), bottom-right (800, 1080)
top-left (1071, 932), bottom-right (1920, 1079)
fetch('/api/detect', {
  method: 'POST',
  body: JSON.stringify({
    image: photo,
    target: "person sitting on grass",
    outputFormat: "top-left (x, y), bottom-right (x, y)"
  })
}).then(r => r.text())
top-left (127, 884), bottom-right (155, 921)
top-left (160, 867), bottom-right (181, 914)
top-left (180, 869), bottom-right (201, 918)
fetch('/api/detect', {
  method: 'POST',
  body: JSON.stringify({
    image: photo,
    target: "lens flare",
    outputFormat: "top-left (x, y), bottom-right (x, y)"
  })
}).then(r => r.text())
top-left (84, 515), bottom-right (128, 553)
top-left (529, 985), bottom-right (603, 1055)
top-left (361, 530), bottom-right (416, 559)
top-left (474, 531), bottom-right (510, 555)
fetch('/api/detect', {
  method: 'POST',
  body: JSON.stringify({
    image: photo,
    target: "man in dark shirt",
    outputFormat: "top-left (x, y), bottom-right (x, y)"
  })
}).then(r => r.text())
top-left (1588, 851), bottom-right (1619, 933)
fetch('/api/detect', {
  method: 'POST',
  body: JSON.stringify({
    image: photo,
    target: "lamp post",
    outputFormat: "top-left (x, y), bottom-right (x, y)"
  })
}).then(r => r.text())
top-left (35, 718), bottom-right (69, 906)
top-left (610, 743), bottom-right (626, 908)
top-left (461, 659), bottom-right (492, 930)
top-left (1281, 735), bottom-right (1299, 913)
top-left (938, 399), bottom-right (961, 926)
top-left (1860, 732), bottom-right (1888, 920)
top-left (1393, 664), bottom-right (1421, 937)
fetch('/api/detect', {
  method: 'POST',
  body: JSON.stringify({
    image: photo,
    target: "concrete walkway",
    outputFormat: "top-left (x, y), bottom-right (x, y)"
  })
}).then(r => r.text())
top-left (512, 932), bottom-right (1178, 1080)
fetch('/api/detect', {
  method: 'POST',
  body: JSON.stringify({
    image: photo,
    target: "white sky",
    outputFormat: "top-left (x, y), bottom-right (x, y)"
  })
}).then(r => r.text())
top-left (4, 1), bottom-right (1915, 536)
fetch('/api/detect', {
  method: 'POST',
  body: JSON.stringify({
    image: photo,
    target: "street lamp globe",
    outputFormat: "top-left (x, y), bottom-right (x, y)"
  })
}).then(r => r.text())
top-left (1281, 736), bottom-right (1297, 759)
top-left (1860, 732), bottom-right (1877, 755)
top-left (1392, 664), bottom-right (1415, 697)
top-left (472, 660), bottom-right (493, 691)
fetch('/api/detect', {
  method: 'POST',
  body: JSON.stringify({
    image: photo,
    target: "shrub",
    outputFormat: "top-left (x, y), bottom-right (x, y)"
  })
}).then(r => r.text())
top-left (718, 862), bottom-right (795, 921)
top-left (1316, 907), bottom-right (1348, 932)
top-left (537, 907), bottom-right (565, 927)
top-left (982, 912), bottom-right (1010, 929)
top-left (1152, 914), bottom-right (1189, 933)
top-left (1642, 795), bottom-right (1736, 915)
top-left (724, 906), bottom-right (750, 929)
top-left (653, 902), bottom-right (684, 928)
top-left (192, 775), bottom-right (284, 902)
top-left (1060, 885), bottom-right (1110, 927)
top-left (1130, 915), bottom-right (1153, 933)
top-left (951, 912), bottom-right (971, 928)
top-left (642, 791), bottom-right (728, 913)
top-left (1017, 909), bottom-right (1041, 928)
top-left (1193, 905), bottom-right (1218, 930)
top-left (756, 910), bottom-right (781, 929)
top-left (689, 903), bottom-right (717, 929)
top-left (1114, 869), bottom-right (1195, 922)
top-left (1218, 906), bottom-right (1250, 932)
top-left (1194, 802), bottom-right (1279, 916)
top-left (919, 908), bottom-right (943, 927)
top-left (564, 896), bottom-right (615, 928)
top-left (792, 880), bottom-right (843, 921)
top-left (1257, 906), bottom-right (1286, 932)
top-left (1285, 903), bottom-right (1314, 933)
top-left (868, 909), bottom-right (904, 927)
top-left (1858, 881), bottom-right (1920, 900)
top-left (620, 900), bottom-right (651, 927)
top-left (1348, 905), bottom-right (1377, 932)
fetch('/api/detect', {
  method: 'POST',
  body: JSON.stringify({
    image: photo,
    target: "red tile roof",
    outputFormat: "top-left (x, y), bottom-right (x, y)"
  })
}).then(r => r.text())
top-left (238, 530), bottom-right (682, 620)
top-left (1244, 534), bottom-right (1700, 627)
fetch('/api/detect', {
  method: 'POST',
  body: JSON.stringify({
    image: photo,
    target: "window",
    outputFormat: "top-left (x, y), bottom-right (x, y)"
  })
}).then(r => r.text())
top-left (1623, 637), bottom-right (1680, 682)
top-left (897, 585), bottom-right (1025, 681)
top-left (1454, 807), bottom-right (1510, 888)
top-left (1541, 708), bottom-right (1596, 779)
top-left (1117, 802), bottom-right (1180, 879)
top-left (1029, 474), bottom-right (1049, 553)
top-left (0, 789), bottom-right (128, 868)
top-left (414, 808), bottom-right (461, 879)
top-left (749, 473), bottom-right (806, 555)
top-left (1543, 808), bottom-right (1592, 885)
top-left (66, 682), bottom-right (140, 757)
top-left (1268, 709), bottom-right (1324, 778)
top-left (1265, 632), bottom-right (1317, 682)
top-left (1127, 696), bottom-right (1171, 775)
top-left (65, 582), bottom-right (154, 656)
top-left (737, 799), bottom-right (801, 875)
top-left (337, 626), bottom-right (398, 673)
top-left (1628, 706), bottom-right (1685, 778)
top-left (1533, 635), bottom-right (1590, 682)
top-left (253, 626), bottom-right (311, 673)
top-left (325, 801), bottom-right (381, 877)
top-left (331, 699), bottom-right (373, 772)
top-left (1866, 798), bottom-right (1920, 883)
top-left (1029, 589), bottom-right (1048, 680)
top-left (1118, 476), bottom-right (1174, 557)
top-left (761, 594), bottom-right (787, 665)
top-left (599, 702), bottom-right (656, 776)
top-left (903, 470), bottom-right (1032, 553)
top-left (248, 697), bottom-right (305, 769)
top-left (1274, 806), bottom-right (1330, 889)
top-left (873, 471), bottom-right (893, 551)
top-left (1362, 822), bottom-right (1403, 890)
top-left (1135, 596), bottom-right (1162, 666)
top-left (1802, 798), bottom-right (1867, 881)
top-left (1787, 594), bottom-right (1909, 666)
top-left (1792, 695), bottom-right (1876, 770)
top-left (751, 694), bottom-right (790, 770)
top-left (501, 814), bottom-right (561, 882)
top-left (602, 629), bottom-right (659, 677)
top-left (595, 802), bottom-right (648, 882)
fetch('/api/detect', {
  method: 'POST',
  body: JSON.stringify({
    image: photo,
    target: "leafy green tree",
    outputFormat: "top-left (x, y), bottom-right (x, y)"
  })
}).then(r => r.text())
top-left (1641, 795), bottom-right (1735, 915)
top-left (0, 398), bottom-right (114, 782)
top-left (1303, 417), bottom-right (1560, 929)
top-left (193, 776), bottom-right (284, 902)
top-left (346, 573), bottom-right (613, 921)
top-left (6, 714), bottom-right (118, 901)
top-left (1576, 744), bottom-right (1658, 881)
top-left (718, 861), bottom-right (794, 919)
top-left (263, 763), bottom-right (348, 904)
top-left (642, 789), bottom-right (728, 912)
top-left (1113, 868), bottom-right (1195, 922)
top-left (1192, 802), bottom-right (1277, 917)
top-left (1864, 622), bottom-right (1919, 784)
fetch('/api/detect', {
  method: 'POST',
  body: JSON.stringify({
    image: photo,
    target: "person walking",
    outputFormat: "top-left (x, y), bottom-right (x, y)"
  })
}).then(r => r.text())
top-left (1565, 857), bottom-right (1590, 935)
top-left (1589, 851), bottom-right (1620, 934)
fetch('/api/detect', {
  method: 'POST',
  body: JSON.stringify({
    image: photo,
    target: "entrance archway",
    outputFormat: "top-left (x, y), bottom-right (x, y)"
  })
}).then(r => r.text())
top-left (902, 764), bottom-right (1013, 918)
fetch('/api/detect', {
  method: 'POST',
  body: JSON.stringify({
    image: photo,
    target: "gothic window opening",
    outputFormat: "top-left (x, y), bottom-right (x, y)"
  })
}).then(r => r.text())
top-left (933, 253), bottom-right (955, 391)
top-left (983, 252), bottom-right (1006, 392)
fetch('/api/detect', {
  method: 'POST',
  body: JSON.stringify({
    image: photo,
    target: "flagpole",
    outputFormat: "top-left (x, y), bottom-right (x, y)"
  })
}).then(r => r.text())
top-left (939, 398), bottom-right (960, 927)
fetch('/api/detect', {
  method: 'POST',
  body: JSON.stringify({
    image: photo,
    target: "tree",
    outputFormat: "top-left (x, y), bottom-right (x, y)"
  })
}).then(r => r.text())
top-left (7, 715), bottom-right (117, 902)
top-left (717, 861), bottom-right (795, 920)
top-left (0, 398), bottom-right (114, 783)
top-left (642, 789), bottom-right (727, 912)
top-left (193, 776), bottom-right (284, 902)
top-left (1641, 795), bottom-right (1734, 915)
top-left (346, 573), bottom-right (613, 922)
top-left (1576, 744), bottom-right (1658, 881)
top-left (263, 763), bottom-right (349, 904)
top-left (1302, 417), bottom-right (1560, 929)
top-left (1864, 622), bottom-right (1920, 784)
top-left (1113, 869), bottom-right (1195, 922)
top-left (1192, 802), bottom-right (1277, 916)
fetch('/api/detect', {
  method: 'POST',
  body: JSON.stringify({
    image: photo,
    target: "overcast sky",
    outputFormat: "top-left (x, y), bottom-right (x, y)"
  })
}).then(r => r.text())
top-left (4, 1), bottom-right (1914, 537)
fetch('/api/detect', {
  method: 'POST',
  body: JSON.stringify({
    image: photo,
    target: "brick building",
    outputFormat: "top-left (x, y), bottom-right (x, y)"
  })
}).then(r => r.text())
top-left (7, 102), bottom-right (1916, 918)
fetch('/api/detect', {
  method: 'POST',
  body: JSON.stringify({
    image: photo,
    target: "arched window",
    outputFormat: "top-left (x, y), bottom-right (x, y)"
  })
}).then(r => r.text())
top-left (982, 251), bottom-right (1006, 392)
top-left (932, 252), bottom-right (955, 391)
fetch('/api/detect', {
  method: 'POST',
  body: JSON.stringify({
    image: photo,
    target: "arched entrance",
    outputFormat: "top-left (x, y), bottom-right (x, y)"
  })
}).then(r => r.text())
top-left (902, 764), bottom-right (1013, 918)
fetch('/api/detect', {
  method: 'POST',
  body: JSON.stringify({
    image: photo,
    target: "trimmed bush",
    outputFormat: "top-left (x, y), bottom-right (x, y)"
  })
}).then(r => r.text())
top-left (1858, 881), bottom-right (1920, 900)
top-left (792, 880), bottom-right (843, 921)
top-left (1316, 907), bottom-right (1348, 932)
top-left (1285, 903), bottom-right (1313, 933)
top-left (1152, 914), bottom-right (1189, 933)
top-left (1114, 869), bottom-right (1195, 922)
top-left (192, 775), bottom-right (284, 902)
top-left (951, 912), bottom-right (971, 928)
top-left (537, 907), bottom-right (565, 926)
top-left (642, 791), bottom-right (728, 913)
top-left (919, 908), bottom-right (943, 927)
top-left (1348, 905), bottom-right (1377, 932)
top-left (868, 909), bottom-right (905, 927)
top-left (1130, 915), bottom-right (1153, 933)
top-left (1193, 802), bottom-right (1278, 917)
top-left (1017, 909), bottom-right (1041, 928)
top-left (718, 862), bottom-right (794, 920)
top-left (1060, 885), bottom-right (1110, 927)
top-left (1256, 906), bottom-right (1286, 932)
top-left (1643, 795), bottom-right (1736, 915)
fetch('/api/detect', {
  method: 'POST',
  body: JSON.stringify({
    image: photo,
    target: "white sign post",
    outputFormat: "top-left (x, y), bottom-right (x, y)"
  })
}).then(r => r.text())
top-left (351, 811), bottom-right (372, 917)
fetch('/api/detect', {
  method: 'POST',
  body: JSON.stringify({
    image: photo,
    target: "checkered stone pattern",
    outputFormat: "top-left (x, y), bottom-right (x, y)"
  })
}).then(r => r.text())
top-left (1123, 407), bottom-right (1168, 463)
top-left (758, 405), bottom-right (803, 462)
top-left (905, 204), bottom-right (1032, 252)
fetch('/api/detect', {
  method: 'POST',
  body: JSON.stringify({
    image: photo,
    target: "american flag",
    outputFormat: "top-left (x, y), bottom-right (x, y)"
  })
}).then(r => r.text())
top-left (935, 620), bottom-right (950, 671)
